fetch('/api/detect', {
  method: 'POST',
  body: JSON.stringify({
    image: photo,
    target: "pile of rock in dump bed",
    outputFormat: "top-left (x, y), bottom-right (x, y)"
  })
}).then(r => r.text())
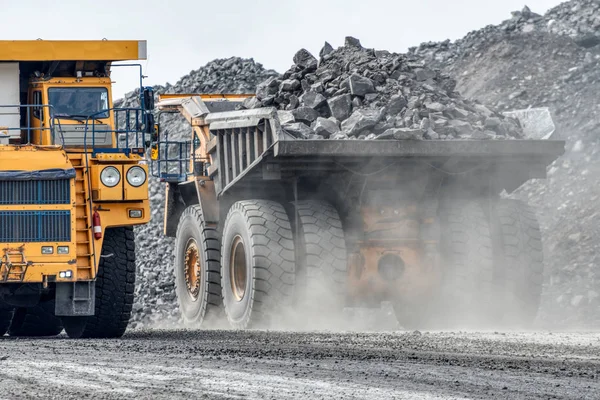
top-left (118, 58), bottom-right (278, 329)
top-left (241, 37), bottom-right (524, 141)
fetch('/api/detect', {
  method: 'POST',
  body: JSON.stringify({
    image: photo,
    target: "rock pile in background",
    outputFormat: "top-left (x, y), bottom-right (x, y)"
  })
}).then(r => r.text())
top-left (117, 58), bottom-right (278, 328)
top-left (409, 0), bottom-right (600, 328)
top-left (411, 0), bottom-right (600, 70)
top-left (243, 38), bottom-right (523, 141)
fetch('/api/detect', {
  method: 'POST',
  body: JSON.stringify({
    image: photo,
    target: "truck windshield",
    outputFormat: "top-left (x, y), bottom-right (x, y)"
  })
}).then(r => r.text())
top-left (48, 88), bottom-right (109, 119)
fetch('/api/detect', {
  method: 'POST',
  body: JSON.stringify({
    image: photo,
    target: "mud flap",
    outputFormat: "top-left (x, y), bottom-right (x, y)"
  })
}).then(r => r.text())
top-left (54, 282), bottom-right (95, 316)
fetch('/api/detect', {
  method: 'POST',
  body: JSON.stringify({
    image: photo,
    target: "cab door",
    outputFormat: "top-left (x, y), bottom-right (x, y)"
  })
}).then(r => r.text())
top-left (28, 89), bottom-right (45, 144)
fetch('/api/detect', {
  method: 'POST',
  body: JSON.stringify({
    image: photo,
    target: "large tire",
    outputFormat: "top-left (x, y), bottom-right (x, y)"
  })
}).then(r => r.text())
top-left (0, 309), bottom-right (13, 336)
top-left (9, 300), bottom-right (63, 337)
top-left (435, 198), bottom-right (495, 328)
top-left (174, 205), bottom-right (222, 326)
top-left (492, 199), bottom-right (543, 327)
top-left (221, 200), bottom-right (295, 329)
top-left (62, 227), bottom-right (135, 338)
top-left (291, 201), bottom-right (347, 312)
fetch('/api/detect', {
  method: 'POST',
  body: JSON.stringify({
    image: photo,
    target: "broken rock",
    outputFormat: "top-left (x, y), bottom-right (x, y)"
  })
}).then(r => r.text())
top-left (243, 96), bottom-right (261, 109)
top-left (319, 42), bottom-right (334, 58)
top-left (341, 74), bottom-right (375, 97)
top-left (256, 77), bottom-right (281, 100)
top-left (300, 91), bottom-right (327, 109)
top-left (341, 109), bottom-right (381, 136)
top-left (379, 128), bottom-right (423, 140)
top-left (345, 36), bottom-right (363, 48)
top-left (293, 49), bottom-right (318, 71)
top-left (277, 110), bottom-right (295, 125)
top-left (312, 117), bottom-right (340, 138)
top-left (385, 94), bottom-right (408, 115)
top-left (280, 79), bottom-right (301, 92)
top-left (283, 122), bottom-right (313, 139)
top-left (327, 94), bottom-right (353, 122)
top-left (291, 106), bottom-right (319, 124)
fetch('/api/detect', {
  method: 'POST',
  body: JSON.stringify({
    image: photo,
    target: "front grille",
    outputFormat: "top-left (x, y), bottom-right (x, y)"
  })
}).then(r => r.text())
top-left (0, 180), bottom-right (70, 205)
top-left (0, 211), bottom-right (71, 242)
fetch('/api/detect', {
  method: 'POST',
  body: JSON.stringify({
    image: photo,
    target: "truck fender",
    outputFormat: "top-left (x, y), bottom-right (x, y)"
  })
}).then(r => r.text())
top-left (164, 179), bottom-right (219, 237)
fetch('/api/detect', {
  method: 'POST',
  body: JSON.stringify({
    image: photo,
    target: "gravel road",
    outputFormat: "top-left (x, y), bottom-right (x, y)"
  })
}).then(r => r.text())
top-left (0, 330), bottom-right (597, 399)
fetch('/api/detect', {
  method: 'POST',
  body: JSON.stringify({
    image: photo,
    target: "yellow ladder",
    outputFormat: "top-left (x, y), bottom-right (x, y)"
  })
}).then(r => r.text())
top-left (1, 249), bottom-right (29, 282)
top-left (71, 156), bottom-right (95, 280)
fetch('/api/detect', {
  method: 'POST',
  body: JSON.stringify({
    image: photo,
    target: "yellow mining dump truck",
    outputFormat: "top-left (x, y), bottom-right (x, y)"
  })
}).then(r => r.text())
top-left (0, 40), bottom-right (153, 338)
top-left (153, 96), bottom-right (564, 329)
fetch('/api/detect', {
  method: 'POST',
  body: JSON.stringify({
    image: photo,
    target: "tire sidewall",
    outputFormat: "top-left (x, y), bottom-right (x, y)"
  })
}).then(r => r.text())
top-left (221, 209), bottom-right (253, 327)
top-left (175, 212), bottom-right (208, 324)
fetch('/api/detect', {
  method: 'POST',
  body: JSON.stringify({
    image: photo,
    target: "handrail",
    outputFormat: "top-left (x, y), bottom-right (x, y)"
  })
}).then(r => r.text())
top-left (0, 104), bottom-right (65, 145)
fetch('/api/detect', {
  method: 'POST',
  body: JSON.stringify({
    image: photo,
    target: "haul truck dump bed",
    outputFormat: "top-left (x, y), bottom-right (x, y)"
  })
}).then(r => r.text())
top-left (154, 95), bottom-right (564, 329)
top-left (0, 40), bottom-right (153, 338)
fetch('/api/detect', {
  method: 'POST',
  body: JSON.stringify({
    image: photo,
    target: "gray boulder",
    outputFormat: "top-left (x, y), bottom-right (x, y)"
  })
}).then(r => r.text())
top-left (319, 42), bottom-right (334, 58)
top-left (243, 97), bottom-right (261, 109)
top-left (341, 109), bottom-right (381, 136)
top-left (280, 79), bottom-right (301, 92)
top-left (300, 91), bottom-right (327, 109)
top-left (293, 49), bottom-right (318, 71)
top-left (291, 106), bottom-right (319, 124)
top-left (256, 77), bottom-right (281, 100)
top-left (345, 36), bottom-right (363, 48)
top-left (312, 117), bottom-right (340, 138)
top-left (379, 128), bottom-right (424, 140)
top-left (283, 122), bottom-right (313, 139)
top-left (341, 74), bottom-right (375, 97)
top-left (327, 94), bottom-right (353, 121)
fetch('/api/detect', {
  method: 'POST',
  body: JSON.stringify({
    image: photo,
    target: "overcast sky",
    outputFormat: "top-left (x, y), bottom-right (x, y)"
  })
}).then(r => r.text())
top-left (1, 0), bottom-right (563, 99)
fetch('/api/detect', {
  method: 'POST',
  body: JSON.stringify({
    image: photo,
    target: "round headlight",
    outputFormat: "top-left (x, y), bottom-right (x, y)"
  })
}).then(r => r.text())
top-left (126, 166), bottom-right (147, 187)
top-left (100, 166), bottom-right (120, 188)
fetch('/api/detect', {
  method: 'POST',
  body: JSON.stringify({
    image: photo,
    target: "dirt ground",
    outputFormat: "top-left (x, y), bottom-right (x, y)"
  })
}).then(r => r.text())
top-left (0, 330), bottom-right (597, 399)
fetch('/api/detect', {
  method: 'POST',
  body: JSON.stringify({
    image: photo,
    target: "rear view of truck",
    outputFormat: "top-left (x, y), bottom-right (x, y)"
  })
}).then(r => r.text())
top-left (153, 94), bottom-right (563, 330)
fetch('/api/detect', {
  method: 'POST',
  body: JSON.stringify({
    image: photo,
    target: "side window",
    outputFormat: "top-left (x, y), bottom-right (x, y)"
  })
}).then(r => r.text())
top-left (32, 91), bottom-right (44, 120)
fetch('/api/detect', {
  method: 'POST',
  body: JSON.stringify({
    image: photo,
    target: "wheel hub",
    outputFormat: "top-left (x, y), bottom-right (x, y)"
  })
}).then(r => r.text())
top-left (229, 236), bottom-right (247, 301)
top-left (184, 239), bottom-right (201, 299)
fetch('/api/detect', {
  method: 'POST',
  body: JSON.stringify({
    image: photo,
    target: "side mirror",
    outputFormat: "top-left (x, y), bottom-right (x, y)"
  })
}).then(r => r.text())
top-left (144, 113), bottom-right (155, 135)
top-left (142, 87), bottom-right (154, 111)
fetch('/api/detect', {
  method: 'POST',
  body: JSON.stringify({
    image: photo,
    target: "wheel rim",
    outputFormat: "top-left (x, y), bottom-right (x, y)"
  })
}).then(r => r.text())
top-left (230, 236), bottom-right (247, 301)
top-left (184, 239), bottom-right (201, 300)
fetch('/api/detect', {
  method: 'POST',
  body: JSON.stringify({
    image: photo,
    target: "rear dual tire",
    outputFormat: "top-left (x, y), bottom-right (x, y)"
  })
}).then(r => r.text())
top-left (291, 201), bottom-right (347, 323)
top-left (220, 200), bottom-right (296, 329)
top-left (434, 198), bottom-right (495, 328)
top-left (492, 199), bottom-right (544, 328)
top-left (394, 196), bottom-right (543, 330)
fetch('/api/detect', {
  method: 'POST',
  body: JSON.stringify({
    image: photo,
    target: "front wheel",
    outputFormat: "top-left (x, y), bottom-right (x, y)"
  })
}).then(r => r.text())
top-left (62, 227), bottom-right (136, 339)
top-left (0, 308), bottom-right (13, 337)
top-left (174, 205), bottom-right (222, 327)
top-left (9, 300), bottom-right (63, 337)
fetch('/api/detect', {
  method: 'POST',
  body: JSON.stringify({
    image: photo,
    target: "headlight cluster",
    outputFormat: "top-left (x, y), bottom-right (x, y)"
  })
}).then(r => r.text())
top-left (100, 166), bottom-right (146, 187)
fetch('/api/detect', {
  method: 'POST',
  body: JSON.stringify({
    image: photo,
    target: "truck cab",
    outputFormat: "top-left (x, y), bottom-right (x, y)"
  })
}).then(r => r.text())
top-left (28, 77), bottom-right (114, 147)
top-left (0, 40), bottom-right (152, 338)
